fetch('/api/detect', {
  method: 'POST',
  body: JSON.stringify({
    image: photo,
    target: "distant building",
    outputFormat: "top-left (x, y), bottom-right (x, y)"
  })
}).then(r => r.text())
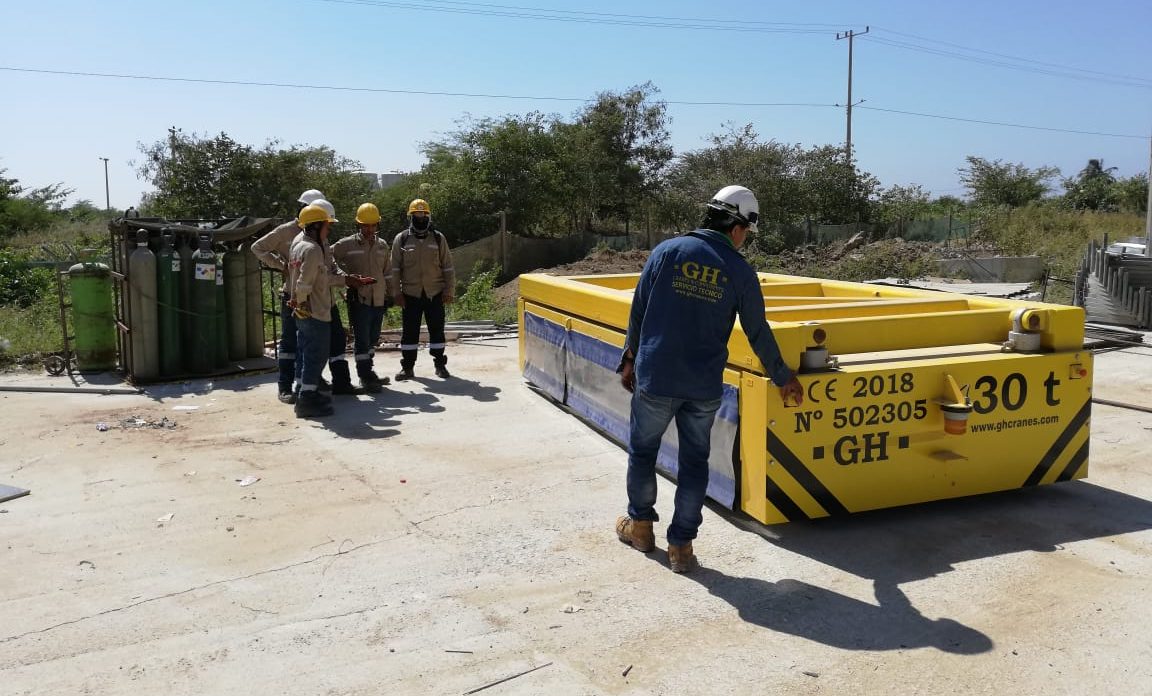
top-left (353, 171), bottom-right (410, 190)
top-left (378, 172), bottom-right (407, 189)
top-left (354, 171), bottom-right (382, 190)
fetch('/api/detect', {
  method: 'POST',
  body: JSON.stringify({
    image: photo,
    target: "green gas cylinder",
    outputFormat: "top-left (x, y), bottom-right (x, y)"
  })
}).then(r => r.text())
top-left (156, 229), bottom-right (182, 375)
top-left (68, 261), bottom-right (116, 372)
top-left (224, 246), bottom-right (247, 360)
top-left (190, 233), bottom-right (217, 374)
top-left (178, 232), bottom-right (194, 369)
top-left (215, 249), bottom-right (227, 367)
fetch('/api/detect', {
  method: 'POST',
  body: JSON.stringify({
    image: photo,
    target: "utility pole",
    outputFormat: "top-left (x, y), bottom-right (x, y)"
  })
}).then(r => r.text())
top-left (836, 26), bottom-right (869, 164)
top-left (1145, 132), bottom-right (1151, 257)
top-left (168, 126), bottom-right (179, 160)
top-left (99, 157), bottom-right (110, 211)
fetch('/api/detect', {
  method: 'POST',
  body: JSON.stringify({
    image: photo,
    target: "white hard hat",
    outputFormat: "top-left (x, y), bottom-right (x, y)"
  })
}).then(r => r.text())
top-left (298, 189), bottom-right (326, 205)
top-left (708, 185), bottom-right (759, 232)
top-left (311, 198), bottom-right (338, 223)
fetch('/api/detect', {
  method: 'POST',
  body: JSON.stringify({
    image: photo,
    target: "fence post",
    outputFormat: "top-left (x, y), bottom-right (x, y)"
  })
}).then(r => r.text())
top-left (646, 204), bottom-right (652, 250)
top-left (499, 211), bottom-right (509, 276)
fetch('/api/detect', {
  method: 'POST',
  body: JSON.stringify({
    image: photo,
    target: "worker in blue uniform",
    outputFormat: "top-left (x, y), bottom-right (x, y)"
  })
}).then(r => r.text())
top-left (615, 185), bottom-right (804, 573)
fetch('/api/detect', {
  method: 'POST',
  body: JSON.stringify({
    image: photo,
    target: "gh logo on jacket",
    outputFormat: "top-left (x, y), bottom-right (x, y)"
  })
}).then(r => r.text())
top-left (672, 261), bottom-right (727, 303)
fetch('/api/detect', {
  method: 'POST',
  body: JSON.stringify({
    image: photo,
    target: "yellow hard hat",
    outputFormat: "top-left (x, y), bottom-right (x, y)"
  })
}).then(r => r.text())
top-left (355, 203), bottom-right (382, 225)
top-left (298, 204), bottom-right (334, 228)
top-left (408, 198), bottom-right (431, 215)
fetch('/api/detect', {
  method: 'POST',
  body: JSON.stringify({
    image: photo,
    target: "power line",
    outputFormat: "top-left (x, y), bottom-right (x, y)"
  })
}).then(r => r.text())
top-left (863, 34), bottom-right (1152, 90)
top-left (0, 66), bottom-right (834, 108)
top-left (856, 105), bottom-right (1146, 139)
top-left (2, 65), bottom-right (1146, 139)
top-left (316, 0), bottom-right (1151, 90)
top-left (315, 0), bottom-right (841, 33)
top-left (872, 27), bottom-right (1152, 85)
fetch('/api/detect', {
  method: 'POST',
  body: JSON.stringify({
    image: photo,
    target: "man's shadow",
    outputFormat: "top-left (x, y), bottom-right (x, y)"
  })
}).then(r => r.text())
top-left (666, 479), bottom-right (1152, 654)
top-left (673, 559), bottom-right (992, 653)
top-left (318, 389), bottom-right (444, 439)
top-left (409, 376), bottom-right (502, 402)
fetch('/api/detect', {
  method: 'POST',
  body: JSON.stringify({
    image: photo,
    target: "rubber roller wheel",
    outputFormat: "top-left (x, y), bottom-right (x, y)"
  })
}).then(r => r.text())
top-left (44, 354), bottom-right (67, 376)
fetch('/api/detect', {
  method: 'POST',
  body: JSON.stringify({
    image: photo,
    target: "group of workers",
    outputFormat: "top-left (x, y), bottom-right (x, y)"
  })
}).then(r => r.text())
top-left (252, 182), bottom-right (798, 575)
top-left (251, 189), bottom-right (455, 418)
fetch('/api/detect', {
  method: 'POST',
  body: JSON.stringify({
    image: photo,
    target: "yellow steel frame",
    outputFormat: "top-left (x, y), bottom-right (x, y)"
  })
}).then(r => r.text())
top-left (519, 271), bottom-right (1093, 525)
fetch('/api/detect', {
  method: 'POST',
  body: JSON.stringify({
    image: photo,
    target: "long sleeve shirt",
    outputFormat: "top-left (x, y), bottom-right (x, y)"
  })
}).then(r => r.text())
top-left (331, 233), bottom-right (395, 305)
top-left (287, 233), bottom-right (347, 323)
top-left (623, 228), bottom-right (793, 400)
top-left (250, 219), bottom-right (299, 291)
top-left (390, 227), bottom-right (455, 299)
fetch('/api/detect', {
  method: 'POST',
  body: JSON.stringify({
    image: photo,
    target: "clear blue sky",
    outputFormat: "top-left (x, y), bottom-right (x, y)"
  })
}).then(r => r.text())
top-left (3, 0), bottom-right (1150, 210)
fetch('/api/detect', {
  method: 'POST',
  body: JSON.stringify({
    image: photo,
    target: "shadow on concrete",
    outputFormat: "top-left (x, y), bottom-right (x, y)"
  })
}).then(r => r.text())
top-left (139, 371), bottom-right (277, 401)
top-left (717, 480), bottom-right (1152, 584)
top-left (408, 375), bottom-right (502, 402)
top-left (677, 480), bottom-right (1152, 652)
top-left (670, 560), bottom-right (992, 654)
top-left (316, 388), bottom-right (444, 440)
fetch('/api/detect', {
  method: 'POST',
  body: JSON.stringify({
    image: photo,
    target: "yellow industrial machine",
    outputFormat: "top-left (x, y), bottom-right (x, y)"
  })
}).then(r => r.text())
top-left (518, 272), bottom-right (1093, 524)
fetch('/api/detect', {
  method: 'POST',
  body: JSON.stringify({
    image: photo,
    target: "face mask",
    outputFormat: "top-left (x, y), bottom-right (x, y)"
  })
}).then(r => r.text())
top-left (411, 216), bottom-right (430, 231)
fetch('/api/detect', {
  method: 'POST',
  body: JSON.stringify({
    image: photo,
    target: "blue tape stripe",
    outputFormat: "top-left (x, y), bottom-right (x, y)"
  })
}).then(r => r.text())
top-left (525, 364), bottom-right (564, 401)
top-left (718, 384), bottom-right (738, 424)
top-left (568, 388), bottom-right (630, 444)
top-left (568, 329), bottom-right (739, 425)
top-left (525, 312), bottom-right (566, 347)
top-left (568, 329), bottom-right (621, 371)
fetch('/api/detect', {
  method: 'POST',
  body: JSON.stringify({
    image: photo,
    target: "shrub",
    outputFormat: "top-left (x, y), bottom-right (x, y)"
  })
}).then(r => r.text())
top-left (0, 249), bottom-right (56, 308)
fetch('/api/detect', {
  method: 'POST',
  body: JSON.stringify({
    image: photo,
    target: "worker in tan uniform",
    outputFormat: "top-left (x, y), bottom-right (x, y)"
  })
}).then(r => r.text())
top-left (287, 204), bottom-right (374, 418)
top-left (332, 202), bottom-right (395, 393)
top-left (390, 198), bottom-right (455, 380)
top-left (251, 188), bottom-right (326, 403)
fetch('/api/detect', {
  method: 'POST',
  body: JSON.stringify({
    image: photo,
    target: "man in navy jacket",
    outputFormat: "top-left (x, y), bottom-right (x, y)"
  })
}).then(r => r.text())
top-left (616, 185), bottom-right (804, 573)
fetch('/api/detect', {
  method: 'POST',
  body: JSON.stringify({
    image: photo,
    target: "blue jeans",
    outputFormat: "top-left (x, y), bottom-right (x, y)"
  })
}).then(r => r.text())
top-left (348, 300), bottom-right (387, 374)
top-left (277, 292), bottom-right (297, 393)
top-left (626, 389), bottom-right (721, 546)
top-left (294, 317), bottom-right (330, 392)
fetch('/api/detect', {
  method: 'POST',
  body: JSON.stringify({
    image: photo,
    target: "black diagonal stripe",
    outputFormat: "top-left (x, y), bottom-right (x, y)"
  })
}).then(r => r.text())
top-left (766, 429), bottom-right (850, 516)
top-left (1023, 400), bottom-right (1092, 487)
top-left (765, 475), bottom-right (808, 521)
top-left (1056, 439), bottom-right (1090, 482)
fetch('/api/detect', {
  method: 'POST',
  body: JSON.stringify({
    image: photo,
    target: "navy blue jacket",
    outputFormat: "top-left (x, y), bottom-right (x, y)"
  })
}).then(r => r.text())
top-left (623, 229), bottom-right (793, 400)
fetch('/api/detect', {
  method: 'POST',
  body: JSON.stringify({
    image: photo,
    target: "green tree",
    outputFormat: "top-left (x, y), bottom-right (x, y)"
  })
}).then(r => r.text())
top-left (135, 131), bottom-right (374, 222)
top-left (793, 144), bottom-right (879, 224)
top-left (876, 184), bottom-right (931, 225)
top-left (414, 113), bottom-right (567, 242)
top-left (0, 168), bottom-right (72, 239)
top-left (661, 124), bottom-right (878, 233)
top-left (958, 156), bottom-right (1060, 207)
top-left (573, 82), bottom-right (672, 233)
top-left (1111, 173), bottom-right (1148, 215)
top-left (663, 124), bottom-right (798, 230)
top-left (1062, 158), bottom-right (1119, 211)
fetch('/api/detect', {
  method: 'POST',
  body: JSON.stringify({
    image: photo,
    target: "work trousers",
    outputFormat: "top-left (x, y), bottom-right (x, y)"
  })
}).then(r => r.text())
top-left (348, 298), bottom-right (387, 378)
top-left (277, 292), bottom-right (297, 394)
top-left (399, 292), bottom-right (446, 370)
top-left (328, 304), bottom-right (352, 387)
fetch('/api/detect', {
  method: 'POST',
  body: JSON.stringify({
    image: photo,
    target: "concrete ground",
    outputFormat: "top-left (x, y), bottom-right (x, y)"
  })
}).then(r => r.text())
top-left (1, 338), bottom-right (1151, 695)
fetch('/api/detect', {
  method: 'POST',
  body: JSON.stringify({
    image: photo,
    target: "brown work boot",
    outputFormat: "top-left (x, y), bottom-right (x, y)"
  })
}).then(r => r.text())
top-left (668, 542), bottom-right (696, 573)
top-left (615, 516), bottom-right (655, 552)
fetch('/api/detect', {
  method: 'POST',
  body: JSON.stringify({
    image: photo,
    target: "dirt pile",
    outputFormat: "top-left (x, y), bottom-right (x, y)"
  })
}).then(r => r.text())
top-left (494, 248), bottom-right (650, 304)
